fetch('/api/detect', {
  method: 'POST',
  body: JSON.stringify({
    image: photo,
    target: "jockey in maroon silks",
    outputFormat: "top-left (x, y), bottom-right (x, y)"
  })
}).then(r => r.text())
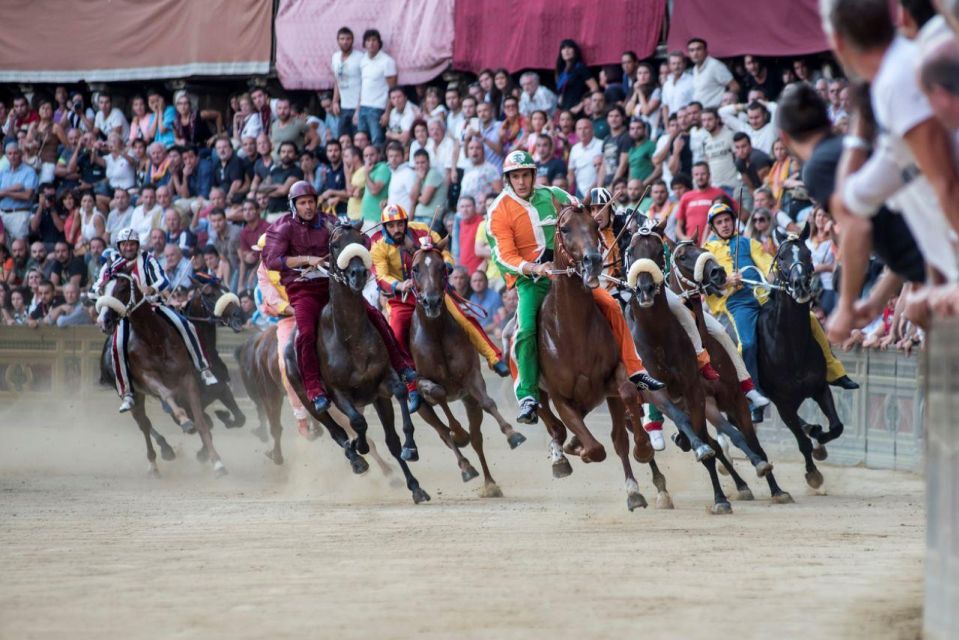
top-left (261, 181), bottom-right (420, 415)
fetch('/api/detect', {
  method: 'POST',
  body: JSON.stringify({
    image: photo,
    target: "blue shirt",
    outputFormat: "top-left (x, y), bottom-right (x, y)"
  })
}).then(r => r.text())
top-left (480, 119), bottom-right (503, 171)
top-left (0, 163), bottom-right (38, 210)
top-left (155, 106), bottom-right (176, 148)
top-left (470, 287), bottom-right (502, 326)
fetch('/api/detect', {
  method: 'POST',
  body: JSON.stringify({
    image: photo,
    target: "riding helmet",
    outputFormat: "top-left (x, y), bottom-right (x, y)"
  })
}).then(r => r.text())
top-left (380, 203), bottom-right (409, 224)
top-left (589, 187), bottom-right (612, 206)
top-left (114, 228), bottom-right (140, 245)
top-left (502, 150), bottom-right (536, 175)
top-left (287, 180), bottom-right (318, 216)
top-left (707, 202), bottom-right (736, 227)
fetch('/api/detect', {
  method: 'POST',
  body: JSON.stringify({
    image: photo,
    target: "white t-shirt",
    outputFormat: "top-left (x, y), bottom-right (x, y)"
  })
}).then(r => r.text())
top-left (460, 162), bottom-right (500, 201)
top-left (129, 204), bottom-right (162, 244)
top-left (104, 153), bottom-right (135, 189)
top-left (331, 49), bottom-right (363, 110)
top-left (388, 103), bottom-right (420, 134)
top-left (446, 110), bottom-right (466, 143)
top-left (844, 35), bottom-right (959, 282)
top-left (661, 72), bottom-right (694, 115)
top-left (387, 163), bottom-right (417, 212)
top-left (718, 104), bottom-right (778, 155)
top-left (568, 137), bottom-right (603, 196)
top-left (360, 51), bottom-right (398, 110)
top-left (94, 108), bottom-right (129, 140)
top-left (239, 112), bottom-right (263, 140)
top-left (692, 57), bottom-right (733, 109)
top-left (425, 136), bottom-right (455, 173)
top-left (699, 128), bottom-right (738, 188)
top-left (654, 133), bottom-right (673, 188)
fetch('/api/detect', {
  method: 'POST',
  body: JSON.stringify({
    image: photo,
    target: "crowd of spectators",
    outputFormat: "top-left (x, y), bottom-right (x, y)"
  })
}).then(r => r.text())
top-left (3, 1), bottom-right (959, 354)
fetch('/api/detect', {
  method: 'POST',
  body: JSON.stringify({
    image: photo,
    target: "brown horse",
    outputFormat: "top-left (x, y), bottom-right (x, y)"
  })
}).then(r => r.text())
top-left (530, 198), bottom-right (669, 511)
top-left (666, 237), bottom-right (793, 503)
top-left (408, 240), bottom-right (526, 497)
top-left (625, 224), bottom-right (772, 513)
top-left (284, 223), bottom-right (429, 503)
top-left (95, 271), bottom-right (225, 476)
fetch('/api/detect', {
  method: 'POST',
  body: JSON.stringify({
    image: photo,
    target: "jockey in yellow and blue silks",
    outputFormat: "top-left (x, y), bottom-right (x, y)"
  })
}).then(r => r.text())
top-left (703, 203), bottom-right (859, 392)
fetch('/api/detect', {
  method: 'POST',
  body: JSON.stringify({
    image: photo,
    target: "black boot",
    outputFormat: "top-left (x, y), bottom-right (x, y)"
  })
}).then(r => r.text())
top-left (829, 375), bottom-right (860, 390)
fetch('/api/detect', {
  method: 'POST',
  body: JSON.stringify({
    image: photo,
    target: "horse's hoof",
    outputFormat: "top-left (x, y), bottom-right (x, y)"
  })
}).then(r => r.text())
top-left (709, 502), bottom-right (733, 515)
top-left (812, 446), bottom-right (828, 461)
top-left (507, 432), bottom-right (527, 449)
top-left (354, 438), bottom-right (370, 456)
top-left (401, 447), bottom-right (419, 462)
top-left (632, 444), bottom-right (654, 464)
top-left (737, 488), bottom-right (755, 501)
top-left (694, 444), bottom-right (715, 462)
top-left (196, 448), bottom-right (209, 463)
top-left (213, 461), bottom-right (228, 478)
top-left (552, 458), bottom-right (573, 478)
top-left (771, 492), bottom-right (795, 504)
top-left (563, 435), bottom-right (583, 456)
top-left (461, 466), bottom-right (479, 483)
top-left (412, 487), bottom-right (431, 504)
top-left (264, 450), bottom-right (284, 466)
top-left (582, 445), bottom-right (607, 463)
top-left (451, 430), bottom-right (470, 448)
top-left (805, 469), bottom-right (824, 489)
top-left (627, 492), bottom-right (648, 511)
top-left (180, 420), bottom-right (196, 435)
top-left (655, 491), bottom-right (674, 509)
top-left (147, 466), bottom-right (160, 478)
top-left (350, 456), bottom-right (369, 475)
top-left (480, 483), bottom-right (504, 498)
top-left (755, 461), bottom-right (774, 477)
top-left (159, 446), bottom-right (176, 461)
top-left (672, 431), bottom-right (692, 452)
top-left (251, 425), bottom-right (269, 443)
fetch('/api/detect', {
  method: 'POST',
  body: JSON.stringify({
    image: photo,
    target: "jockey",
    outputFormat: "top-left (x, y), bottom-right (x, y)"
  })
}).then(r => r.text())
top-left (261, 180), bottom-right (420, 415)
top-left (703, 202), bottom-right (859, 391)
top-left (95, 227), bottom-right (218, 413)
top-left (370, 203), bottom-right (510, 376)
top-left (253, 233), bottom-right (313, 436)
top-left (487, 149), bottom-right (664, 425)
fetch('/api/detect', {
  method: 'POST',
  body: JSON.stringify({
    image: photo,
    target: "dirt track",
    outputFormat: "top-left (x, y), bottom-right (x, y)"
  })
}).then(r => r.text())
top-left (0, 394), bottom-right (924, 640)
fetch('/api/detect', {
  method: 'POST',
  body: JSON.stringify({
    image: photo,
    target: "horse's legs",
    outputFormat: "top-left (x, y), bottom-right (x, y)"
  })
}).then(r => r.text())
top-left (333, 391), bottom-right (370, 456)
top-left (317, 409), bottom-right (370, 475)
top-left (810, 385), bottom-right (845, 447)
top-left (723, 401), bottom-right (792, 503)
top-left (704, 396), bottom-right (768, 474)
top-left (464, 369), bottom-right (525, 449)
top-left (185, 376), bottom-right (225, 476)
top-left (131, 394), bottom-right (159, 476)
top-left (148, 426), bottom-right (176, 461)
top-left (437, 401), bottom-right (470, 448)
top-left (418, 401), bottom-right (478, 482)
top-left (550, 396), bottom-right (605, 463)
top-left (645, 390), bottom-right (714, 460)
top-left (373, 396), bottom-right (430, 503)
top-left (462, 396), bottom-right (502, 497)
top-left (646, 457), bottom-right (674, 509)
top-left (393, 376), bottom-right (419, 462)
top-left (250, 399), bottom-right (270, 443)
top-left (538, 392), bottom-right (572, 478)
top-left (213, 385), bottom-right (246, 429)
top-left (263, 389), bottom-right (285, 466)
top-left (607, 397), bottom-right (646, 511)
top-left (777, 402), bottom-right (823, 489)
top-left (688, 394), bottom-right (732, 513)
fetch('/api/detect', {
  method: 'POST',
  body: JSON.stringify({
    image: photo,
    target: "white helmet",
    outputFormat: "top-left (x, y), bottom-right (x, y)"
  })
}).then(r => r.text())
top-left (589, 187), bottom-right (612, 206)
top-left (114, 228), bottom-right (140, 245)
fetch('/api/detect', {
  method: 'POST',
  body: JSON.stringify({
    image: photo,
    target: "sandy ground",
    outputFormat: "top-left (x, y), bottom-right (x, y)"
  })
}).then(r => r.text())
top-left (0, 391), bottom-right (924, 640)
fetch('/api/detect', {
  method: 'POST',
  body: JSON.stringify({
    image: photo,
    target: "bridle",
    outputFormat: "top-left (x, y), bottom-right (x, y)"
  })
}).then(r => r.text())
top-left (669, 240), bottom-right (706, 300)
top-left (98, 271), bottom-right (151, 318)
top-left (407, 243), bottom-right (489, 318)
top-left (768, 237), bottom-right (813, 304)
top-left (623, 224), bottom-right (667, 294)
top-left (327, 223), bottom-right (366, 288)
top-left (181, 283), bottom-right (237, 326)
top-left (548, 205), bottom-right (598, 280)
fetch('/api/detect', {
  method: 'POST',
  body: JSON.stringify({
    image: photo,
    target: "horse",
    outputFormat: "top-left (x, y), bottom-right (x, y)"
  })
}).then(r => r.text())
top-left (95, 271), bottom-right (226, 476)
top-left (407, 239), bottom-right (526, 497)
top-left (283, 223), bottom-right (430, 504)
top-left (530, 197), bottom-right (670, 512)
top-left (666, 237), bottom-right (793, 503)
top-left (624, 224), bottom-right (776, 513)
top-left (757, 229), bottom-right (843, 490)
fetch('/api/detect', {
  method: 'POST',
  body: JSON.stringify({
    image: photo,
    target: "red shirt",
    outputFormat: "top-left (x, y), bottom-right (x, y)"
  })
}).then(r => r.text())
top-left (458, 215), bottom-right (484, 274)
top-left (677, 186), bottom-right (729, 245)
top-left (240, 218), bottom-right (270, 254)
top-left (262, 214), bottom-right (332, 287)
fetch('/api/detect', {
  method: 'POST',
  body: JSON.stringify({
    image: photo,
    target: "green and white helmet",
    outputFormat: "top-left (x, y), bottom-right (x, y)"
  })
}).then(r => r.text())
top-left (502, 150), bottom-right (536, 175)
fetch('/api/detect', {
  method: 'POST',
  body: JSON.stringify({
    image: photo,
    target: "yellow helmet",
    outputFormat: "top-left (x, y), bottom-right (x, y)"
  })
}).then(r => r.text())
top-left (380, 203), bottom-right (409, 224)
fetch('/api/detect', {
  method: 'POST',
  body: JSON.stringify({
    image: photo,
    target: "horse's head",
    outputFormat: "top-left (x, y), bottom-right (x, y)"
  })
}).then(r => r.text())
top-left (329, 222), bottom-right (372, 294)
top-left (672, 241), bottom-right (727, 296)
top-left (189, 276), bottom-right (245, 332)
top-left (555, 198), bottom-right (603, 289)
top-left (625, 221), bottom-right (667, 308)
top-left (94, 270), bottom-right (139, 334)
top-left (410, 236), bottom-right (450, 319)
top-left (773, 225), bottom-right (815, 304)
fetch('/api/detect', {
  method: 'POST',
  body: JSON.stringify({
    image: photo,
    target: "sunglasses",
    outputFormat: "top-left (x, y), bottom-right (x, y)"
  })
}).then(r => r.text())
top-left (755, 217), bottom-right (768, 222)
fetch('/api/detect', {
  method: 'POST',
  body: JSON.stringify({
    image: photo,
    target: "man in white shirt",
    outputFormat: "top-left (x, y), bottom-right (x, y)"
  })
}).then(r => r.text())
top-left (386, 87), bottom-right (420, 146)
top-left (661, 50), bottom-right (695, 119)
top-left (518, 72), bottom-right (558, 118)
top-left (354, 29), bottom-right (397, 146)
top-left (331, 26), bottom-right (363, 138)
top-left (460, 139), bottom-right (502, 202)
top-left (687, 38), bottom-right (734, 109)
top-left (385, 141), bottom-right (416, 212)
top-left (105, 187), bottom-right (134, 244)
top-left (718, 101), bottom-right (779, 154)
top-left (129, 185), bottom-right (163, 244)
top-left (567, 117), bottom-right (604, 198)
top-left (93, 93), bottom-right (129, 141)
top-left (697, 107), bottom-right (739, 192)
top-left (445, 87), bottom-right (466, 143)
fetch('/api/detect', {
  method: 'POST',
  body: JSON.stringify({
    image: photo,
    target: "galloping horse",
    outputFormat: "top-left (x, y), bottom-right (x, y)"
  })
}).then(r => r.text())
top-left (96, 271), bottom-right (226, 476)
top-left (532, 198), bottom-right (669, 511)
top-left (284, 223), bottom-right (430, 504)
top-left (758, 229), bottom-right (843, 489)
top-left (625, 224), bottom-right (774, 513)
top-left (408, 239), bottom-right (525, 497)
top-left (666, 238), bottom-right (792, 503)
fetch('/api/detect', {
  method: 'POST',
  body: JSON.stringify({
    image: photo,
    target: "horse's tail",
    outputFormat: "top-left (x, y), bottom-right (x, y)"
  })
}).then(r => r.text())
top-left (98, 336), bottom-right (115, 388)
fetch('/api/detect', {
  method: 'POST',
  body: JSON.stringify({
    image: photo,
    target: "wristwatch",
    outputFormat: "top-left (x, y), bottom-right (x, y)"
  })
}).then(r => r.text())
top-left (842, 135), bottom-right (871, 152)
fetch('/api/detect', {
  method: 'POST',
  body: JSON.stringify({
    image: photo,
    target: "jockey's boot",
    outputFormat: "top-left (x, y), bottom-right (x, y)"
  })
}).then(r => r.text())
top-left (312, 395), bottom-right (331, 414)
top-left (399, 367), bottom-right (422, 413)
top-left (492, 360), bottom-right (510, 377)
top-left (630, 371), bottom-right (665, 392)
top-left (644, 420), bottom-right (666, 451)
top-left (200, 368), bottom-right (218, 386)
top-left (700, 362), bottom-right (720, 381)
top-left (829, 375), bottom-right (860, 390)
top-left (516, 397), bottom-right (539, 425)
top-left (740, 378), bottom-right (770, 409)
top-left (118, 393), bottom-right (135, 413)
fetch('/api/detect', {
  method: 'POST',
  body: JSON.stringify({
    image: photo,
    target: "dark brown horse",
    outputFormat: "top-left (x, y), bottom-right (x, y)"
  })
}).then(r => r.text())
top-left (666, 237), bottom-right (793, 503)
top-left (625, 224), bottom-right (771, 513)
top-left (284, 223), bottom-right (429, 503)
top-left (531, 199), bottom-right (669, 511)
top-left (408, 240), bottom-right (525, 497)
top-left (95, 271), bottom-right (225, 476)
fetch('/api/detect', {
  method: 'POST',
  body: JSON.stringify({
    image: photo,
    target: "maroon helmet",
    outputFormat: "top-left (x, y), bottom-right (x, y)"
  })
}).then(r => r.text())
top-left (288, 180), bottom-right (318, 216)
